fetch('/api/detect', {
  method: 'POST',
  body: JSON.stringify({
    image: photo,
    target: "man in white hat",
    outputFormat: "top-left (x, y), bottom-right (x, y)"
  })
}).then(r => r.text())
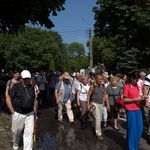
top-left (55, 72), bottom-right (74, 124)
top-left (6, 70), bottom-right (36, 150)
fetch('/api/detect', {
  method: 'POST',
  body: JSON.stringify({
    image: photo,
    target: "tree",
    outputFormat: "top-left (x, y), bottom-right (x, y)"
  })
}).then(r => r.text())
top-left (92, 36), bottom-right (117, 72)
top-left (0, 0), bottom-right (66, 34)
top-left (63, 42), bottom-right (89, 72)
top-left (116, 43), bottom-right (140, 73)
top-left (0, 27), bottom-right (64, 72)
top-left (93, 0), bottom-right (150, 71)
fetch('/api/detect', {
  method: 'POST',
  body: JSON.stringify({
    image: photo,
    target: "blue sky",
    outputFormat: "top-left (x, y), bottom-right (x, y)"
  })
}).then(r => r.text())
top-left (50, 0), bottom-right (97, 53)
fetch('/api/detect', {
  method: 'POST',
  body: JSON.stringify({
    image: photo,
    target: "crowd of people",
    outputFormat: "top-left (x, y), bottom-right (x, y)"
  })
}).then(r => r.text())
top-left (0, 69), bottom-right (150, 150)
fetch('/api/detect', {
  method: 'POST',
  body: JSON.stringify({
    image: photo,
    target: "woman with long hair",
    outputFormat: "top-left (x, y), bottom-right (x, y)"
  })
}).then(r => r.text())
top-left (5, 70), bottom-right (20, 99)
top-left (123, 71), bottom-right (145, 150)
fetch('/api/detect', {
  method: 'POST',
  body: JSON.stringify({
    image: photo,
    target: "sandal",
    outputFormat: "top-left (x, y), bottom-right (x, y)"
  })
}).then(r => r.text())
top-left (113, 126), bottom-right (119, 131)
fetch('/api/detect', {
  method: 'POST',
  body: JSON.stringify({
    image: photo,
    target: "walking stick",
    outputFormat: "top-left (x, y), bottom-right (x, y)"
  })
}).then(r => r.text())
top-left (33, 118), bottom-right (37, 142)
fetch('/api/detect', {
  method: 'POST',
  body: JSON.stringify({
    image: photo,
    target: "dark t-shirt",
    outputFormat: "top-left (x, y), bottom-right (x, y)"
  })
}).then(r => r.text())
top-left (9, 83), bottom-right (35, 114)
top-left (91, 84), bottom-right (105, 104)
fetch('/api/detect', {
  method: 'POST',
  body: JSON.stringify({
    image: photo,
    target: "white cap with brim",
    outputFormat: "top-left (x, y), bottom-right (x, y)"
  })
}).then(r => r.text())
top-left (21, 70), bottom-right (31, 79)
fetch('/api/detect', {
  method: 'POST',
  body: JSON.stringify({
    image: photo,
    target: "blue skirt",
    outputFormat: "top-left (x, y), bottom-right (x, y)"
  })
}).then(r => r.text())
top-left (126, 109), bottom-right (143, 150)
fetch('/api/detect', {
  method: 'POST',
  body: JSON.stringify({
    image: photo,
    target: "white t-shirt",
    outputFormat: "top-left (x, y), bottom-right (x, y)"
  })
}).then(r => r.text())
top-left (144, 74), bottom-right (150, 102)
top-left (78, 83), bottom-right (90, 101)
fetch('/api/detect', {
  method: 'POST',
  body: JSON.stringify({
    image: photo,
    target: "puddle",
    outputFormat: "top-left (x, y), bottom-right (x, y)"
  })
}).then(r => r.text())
top-left (38, 124), bottom-right (108, 150)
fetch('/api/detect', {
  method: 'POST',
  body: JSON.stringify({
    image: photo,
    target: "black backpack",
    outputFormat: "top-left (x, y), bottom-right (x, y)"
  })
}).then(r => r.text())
top-left (15, 83), bottom-right (35, 111)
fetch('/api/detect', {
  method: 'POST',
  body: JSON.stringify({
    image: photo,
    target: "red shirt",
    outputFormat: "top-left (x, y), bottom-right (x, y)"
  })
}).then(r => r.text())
top-left (123, 84), bottom-right (140, 110)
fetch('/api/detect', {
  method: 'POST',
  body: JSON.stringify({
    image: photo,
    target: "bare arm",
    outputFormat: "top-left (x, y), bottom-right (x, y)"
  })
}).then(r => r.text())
top-left (55, 89), bottom-right (60, 104)
top-left (143, 85), bottom-right (150, 107)
top-left (104, 86), bottom-right (110, 111)
top-left (5, 95), bottom-right (15, 115)
top-left (124, 96), bottom-right (144, 103)
top-left (33, 100), bottom-right (38, 119)
top-left (143, 85), bottom-right (149, 97)
top-left (76, 90), bottom-right (81, 106)
top-left (5, 85), bottom-right (10, 99)
top-left (87, 84), bottom-right (94, 110)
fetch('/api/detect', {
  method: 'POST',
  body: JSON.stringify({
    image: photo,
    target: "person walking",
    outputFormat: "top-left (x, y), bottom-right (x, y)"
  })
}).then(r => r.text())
top-left (76, 75), bottom-right (90, 128)
top-left (36, 69), bottom-right (47, 107)
top-left (69, 72), bottom-right (81, 120)
top-left (47, 70), bottom-right (56, 106)
top-left (5, 70), bottom-right (20, 99)
top-left (55, 72), bottom-right (74, 124)
top-left (87, 74), bottom-right (110, 140)
top-left (106, 76), bottom-right (122, 130)
top-left (123, 71), bottom-right (145, 150)
top-left (5, 70), bottom-right (37, 150)
top-left (143, 71), bottom-right (150, 140)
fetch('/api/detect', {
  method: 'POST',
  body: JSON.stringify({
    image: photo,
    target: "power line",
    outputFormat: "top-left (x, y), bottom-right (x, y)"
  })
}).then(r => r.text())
top-left (57, 29), bottom-right (88, 34)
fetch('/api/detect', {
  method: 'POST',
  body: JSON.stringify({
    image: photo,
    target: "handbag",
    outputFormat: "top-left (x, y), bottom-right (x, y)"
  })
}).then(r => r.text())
top-left (110, 86), bottom-right (124, 111)
top-left (114, 97), bottom-right (125, 111)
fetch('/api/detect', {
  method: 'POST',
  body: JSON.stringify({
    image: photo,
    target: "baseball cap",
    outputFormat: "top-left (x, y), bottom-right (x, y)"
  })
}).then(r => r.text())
top-left (21, 70), bottom-right (31, 79)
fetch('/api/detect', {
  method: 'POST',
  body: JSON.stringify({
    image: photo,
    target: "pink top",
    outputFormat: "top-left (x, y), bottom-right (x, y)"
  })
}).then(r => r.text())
top-left (123, 84), bottom-right (140, 110)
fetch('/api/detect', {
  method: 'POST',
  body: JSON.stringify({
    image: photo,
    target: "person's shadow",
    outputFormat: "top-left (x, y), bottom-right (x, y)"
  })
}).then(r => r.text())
top-left (104, 129), bottom-right (128, 150)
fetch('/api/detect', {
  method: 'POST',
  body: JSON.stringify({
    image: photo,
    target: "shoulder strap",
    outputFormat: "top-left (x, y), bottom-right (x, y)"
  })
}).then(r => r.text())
top-left (80, 84), bottom-right (88, 93)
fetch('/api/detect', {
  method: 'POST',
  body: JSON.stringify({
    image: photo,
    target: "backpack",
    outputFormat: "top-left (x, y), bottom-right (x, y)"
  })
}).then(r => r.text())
top-left (7, 79), bottom-right (12, 90)
top-left (15, 83), bottom-right (35, 111)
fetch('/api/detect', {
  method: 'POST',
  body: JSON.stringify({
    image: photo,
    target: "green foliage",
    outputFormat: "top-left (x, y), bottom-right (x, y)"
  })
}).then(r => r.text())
top-left (93, 0), bottom-right (150, 72)
top-left (0, 0), bottom-right (66, 34)
top-left (116, 42), bottom-right (140, 72)
top-left (63, 42), bottom-right (89, 72)
top-left (0, 27), bottom-right (64, 72)
top-left (0, 27), bottom-right (88, 73)
top-left (50, 58), bottom-right (55, 72)
top-left (92, 36), bottom-right (117, 72)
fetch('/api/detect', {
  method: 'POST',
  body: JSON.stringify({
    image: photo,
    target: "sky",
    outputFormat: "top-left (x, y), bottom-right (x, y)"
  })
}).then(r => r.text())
top-left (50, 0), bottom-right (97, 53)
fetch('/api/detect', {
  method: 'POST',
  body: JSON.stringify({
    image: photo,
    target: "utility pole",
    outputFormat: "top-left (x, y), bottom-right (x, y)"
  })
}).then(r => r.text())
top-left (81, 18), bottom-right (93, 72)
top-left (89, 28), bottom-right (93, 72)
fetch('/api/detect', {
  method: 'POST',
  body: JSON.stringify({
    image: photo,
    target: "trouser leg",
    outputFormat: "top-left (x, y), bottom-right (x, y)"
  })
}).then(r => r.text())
top-left (23, 111), bottom-right (34, 150)
top-left (65, 100), bottom-right (74, 122)
top-left (91, 102), bottom-right (103, 136)
top-left (11, 112), bottom-right (25, 144)
top-left (58, 102), bottom-right (63, 121)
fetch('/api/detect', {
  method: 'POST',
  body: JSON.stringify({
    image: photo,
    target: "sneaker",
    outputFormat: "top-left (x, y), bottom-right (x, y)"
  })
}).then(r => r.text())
top-left (13, 143), bottom-right (19, 150)
top-left (97, 135), bottom-right (103, 141)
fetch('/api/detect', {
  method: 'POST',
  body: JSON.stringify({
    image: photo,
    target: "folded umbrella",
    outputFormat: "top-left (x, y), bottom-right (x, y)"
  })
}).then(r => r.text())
top-left (79, 105), bottom-right (96, 120)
